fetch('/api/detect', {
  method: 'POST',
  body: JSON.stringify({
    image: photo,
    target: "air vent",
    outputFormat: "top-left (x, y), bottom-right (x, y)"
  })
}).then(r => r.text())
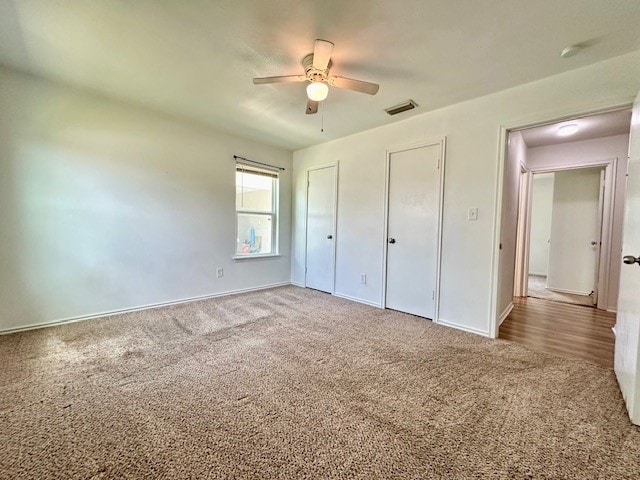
top-left (385, 100), bottom-right (418, 116)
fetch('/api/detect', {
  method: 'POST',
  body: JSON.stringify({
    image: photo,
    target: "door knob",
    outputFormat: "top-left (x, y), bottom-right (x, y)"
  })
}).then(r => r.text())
top-left (327, 235), bottom-right (333, 239)
top-left (623, 255), bottom-right (640, 266)
top-left (388, 238), bottom-right (396, 244)
top-left (591, 241), bottom-right (598, 246)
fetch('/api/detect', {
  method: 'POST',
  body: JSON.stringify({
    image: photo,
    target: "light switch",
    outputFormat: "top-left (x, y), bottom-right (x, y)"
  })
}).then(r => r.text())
top-left (468, 208), bottom-right (478, 221)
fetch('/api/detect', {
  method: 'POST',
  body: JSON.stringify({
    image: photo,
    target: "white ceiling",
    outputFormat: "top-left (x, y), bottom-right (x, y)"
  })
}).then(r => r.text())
top-left (520, 109), bottom-right (632, 148)
top-left (1, 0), bottom-right (639, 151)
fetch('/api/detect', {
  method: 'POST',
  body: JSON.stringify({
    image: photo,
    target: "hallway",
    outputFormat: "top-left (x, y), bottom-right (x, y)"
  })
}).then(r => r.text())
top-left (500, 297), bottom-right (616, 368)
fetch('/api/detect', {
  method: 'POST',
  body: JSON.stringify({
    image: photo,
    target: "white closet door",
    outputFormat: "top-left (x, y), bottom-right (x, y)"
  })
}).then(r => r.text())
top-left (386, 144), bottom-right (440, 319)
top-left (305, 165), bottom-right (336, 293)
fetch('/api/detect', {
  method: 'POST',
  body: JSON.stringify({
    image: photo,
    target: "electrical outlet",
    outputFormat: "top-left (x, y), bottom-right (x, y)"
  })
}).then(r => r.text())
top-left (468, 207), bottom-right (478, 221)
top-left (216, 267), bottom-right (224, 278)
top-left (360, 274), bottom-right (367, 284)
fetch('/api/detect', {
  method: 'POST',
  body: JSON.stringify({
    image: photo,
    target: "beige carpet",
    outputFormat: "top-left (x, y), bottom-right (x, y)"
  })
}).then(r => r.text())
top-left (1, 286), bottom-right (639, 479)
top-left (528, 274), bottom-right (594, 307)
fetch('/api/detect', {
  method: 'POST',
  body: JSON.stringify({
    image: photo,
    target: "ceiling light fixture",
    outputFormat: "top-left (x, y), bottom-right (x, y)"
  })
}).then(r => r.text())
top-left (306, 81), bottom-right (329, 101)
top-left (560, 45), bottom-right (582, 58)
top-left (558, 124), bottom-right (579, 136)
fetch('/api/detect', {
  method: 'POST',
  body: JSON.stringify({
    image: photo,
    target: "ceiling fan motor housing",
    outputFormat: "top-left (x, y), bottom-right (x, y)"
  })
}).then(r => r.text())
top-left (302, 53), bottom-right (331, 82)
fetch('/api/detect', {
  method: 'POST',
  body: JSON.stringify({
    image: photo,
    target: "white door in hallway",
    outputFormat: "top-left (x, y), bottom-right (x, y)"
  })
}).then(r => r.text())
top-left (305, 165), bottom-right (337, 293)
top-left (546, 167), bottom-right (603, 303)
top-left (615, 91), bottom-right (640, 425)
top-left (385, 143), bottom-right (441, 319)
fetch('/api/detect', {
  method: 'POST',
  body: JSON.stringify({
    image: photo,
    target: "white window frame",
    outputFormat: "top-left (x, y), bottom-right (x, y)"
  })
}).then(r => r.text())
top-left (234, 163), bottom-right (279, 259)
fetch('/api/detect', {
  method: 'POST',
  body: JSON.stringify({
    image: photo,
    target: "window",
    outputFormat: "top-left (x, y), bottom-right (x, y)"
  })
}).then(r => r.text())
top-left (235, 163), bottom-right (278, 257)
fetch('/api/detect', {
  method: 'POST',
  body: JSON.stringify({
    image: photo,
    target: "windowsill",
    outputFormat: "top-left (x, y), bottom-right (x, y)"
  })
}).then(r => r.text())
top-left (232, 254), bottom-right (281, 260)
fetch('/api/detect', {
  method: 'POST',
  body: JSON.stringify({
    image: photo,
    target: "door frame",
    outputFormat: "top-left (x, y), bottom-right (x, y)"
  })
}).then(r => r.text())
top-left (490, 104), bottom-right (632, 338)
top-left (303, 162), bottom-right (339, 293)
top-left (516, 160), bottom-right (616, 308)
top-left (513, 164), bottom-right (530, 297)
top-left (381, 137), bottom-right (446, 321)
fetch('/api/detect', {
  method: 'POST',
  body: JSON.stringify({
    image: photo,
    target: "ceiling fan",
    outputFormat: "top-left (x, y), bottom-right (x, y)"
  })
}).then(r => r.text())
top-left (253, 39), bottom-right (380, 115)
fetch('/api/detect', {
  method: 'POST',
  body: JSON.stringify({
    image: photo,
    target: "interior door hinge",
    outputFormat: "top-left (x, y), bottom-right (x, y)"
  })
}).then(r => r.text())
top-left (432, 290), bottom-right (435, 300)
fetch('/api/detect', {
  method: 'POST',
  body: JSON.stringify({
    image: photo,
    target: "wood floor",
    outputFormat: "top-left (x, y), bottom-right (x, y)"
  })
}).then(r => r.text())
top-left (499, 296), bottom-right (616, 368)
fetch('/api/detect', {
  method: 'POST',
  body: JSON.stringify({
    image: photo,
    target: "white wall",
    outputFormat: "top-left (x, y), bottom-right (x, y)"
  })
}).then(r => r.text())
top-left (527, 134), bottom-right (630, 310)
top-left (528, 173), bottom-right (554, 276)
top-left (292, 50), bottom-right (640, 336)
top-left (0, 67), bottom-right (293, 332)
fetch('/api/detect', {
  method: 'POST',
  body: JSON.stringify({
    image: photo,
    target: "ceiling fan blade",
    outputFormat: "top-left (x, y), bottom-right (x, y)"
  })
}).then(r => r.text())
top-left (306, 99), bottom-right (318, 115)
top-left (312, 39), bottom-right (334, 70)
top-left (253, 75), bottom-right (307, 85)
top-left (328, 76), bottom-right (379, 95)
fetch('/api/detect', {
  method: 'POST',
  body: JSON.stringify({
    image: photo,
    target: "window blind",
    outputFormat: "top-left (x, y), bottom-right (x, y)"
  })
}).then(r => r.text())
top-left (236, 163), bottom-right (279, 178)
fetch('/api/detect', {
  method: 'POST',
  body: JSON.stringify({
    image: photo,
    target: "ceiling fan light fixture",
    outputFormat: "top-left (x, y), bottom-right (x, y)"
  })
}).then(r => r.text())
top-left (306, 81), bottom-right (329, 101)
top-left (558, 124), bottom-right (579, 136)
top-left (253, 39), bottom-right (379, 115)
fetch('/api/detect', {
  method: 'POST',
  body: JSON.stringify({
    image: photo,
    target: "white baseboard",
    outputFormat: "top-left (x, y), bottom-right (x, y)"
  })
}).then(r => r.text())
top-left (529, 271), bottom-right (547, 277)
top-left (333, 292), bottom-right (383, 308)
top-left (498, 302), bottom-right (514, 326)
top-left (290, 281), bottom-right (305, 288)
top-left (436, 318), bottom-right (490, 337)
top-left (0, 282), bottom-right (292, 335)
top-left (546, 286), bottom-right (591, 296)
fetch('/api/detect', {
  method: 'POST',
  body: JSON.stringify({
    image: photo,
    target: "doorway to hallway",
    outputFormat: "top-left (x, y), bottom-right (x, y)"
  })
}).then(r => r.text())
top-left (495, 108), bottom-right (631, 367)
top-left (498, 108), bottom-right (632, 316)
top-left (525, 166), bottom-right (605, 308)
